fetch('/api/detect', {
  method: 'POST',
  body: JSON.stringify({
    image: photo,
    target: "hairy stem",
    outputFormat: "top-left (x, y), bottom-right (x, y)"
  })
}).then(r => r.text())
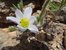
top-left (38, 0), bottom-right (50, 26)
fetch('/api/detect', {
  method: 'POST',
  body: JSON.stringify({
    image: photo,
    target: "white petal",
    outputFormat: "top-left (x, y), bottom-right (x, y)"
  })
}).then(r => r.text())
top-left (6, 16), bottom-right (19, 24)
top-left (15, 9), bottom-right (23, 19)
top-left (24, 7), bottom-right (32, 18)
top-left (30, 16), bottom-right (36, 24)
top-left (28, 25), bottom-right (39, 33)
top-left (17, 25), bottom-right (27, 32)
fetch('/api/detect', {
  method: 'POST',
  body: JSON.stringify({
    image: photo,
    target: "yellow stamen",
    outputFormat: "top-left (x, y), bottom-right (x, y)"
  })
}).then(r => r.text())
top-left (20, 17), bottom-right (30, 28)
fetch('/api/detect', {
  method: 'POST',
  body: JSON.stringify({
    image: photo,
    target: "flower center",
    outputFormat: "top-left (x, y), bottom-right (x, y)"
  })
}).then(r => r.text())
top-left (20, 17), bottom-right (30, 28)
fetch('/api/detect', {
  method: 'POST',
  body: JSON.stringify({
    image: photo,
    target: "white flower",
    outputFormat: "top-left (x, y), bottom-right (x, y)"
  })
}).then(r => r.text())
top-left (6, 7), bottom-right (39, 33)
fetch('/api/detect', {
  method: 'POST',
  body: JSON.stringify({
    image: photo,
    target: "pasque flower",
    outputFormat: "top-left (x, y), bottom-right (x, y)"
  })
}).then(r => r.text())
top-left (6, 7), bottom-right (38, 33)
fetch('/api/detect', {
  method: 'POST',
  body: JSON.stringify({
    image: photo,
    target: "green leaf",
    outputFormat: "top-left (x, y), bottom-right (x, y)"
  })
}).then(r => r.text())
top-left (17, 0), bottom-right (23, 11)
top-left (49, 2), bottom-right (60, 12)
top-left (8, 26), bottom-right (17, 32)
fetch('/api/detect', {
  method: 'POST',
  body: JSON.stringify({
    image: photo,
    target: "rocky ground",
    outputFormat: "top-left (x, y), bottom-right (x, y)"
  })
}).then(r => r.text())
top-left (0, 0), bottom-right (66, 50)
top-left (0, 18), bottom-right (66, 50)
